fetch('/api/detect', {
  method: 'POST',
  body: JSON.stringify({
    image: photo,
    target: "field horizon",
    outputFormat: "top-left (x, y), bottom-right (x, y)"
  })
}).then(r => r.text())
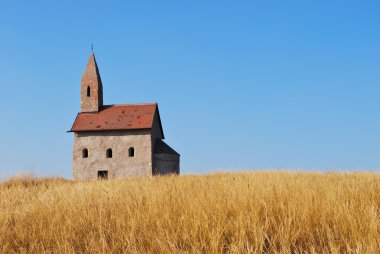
top-left (1, 171), bottom-right (379, 253)
top-left (1, 168), bottom-right (378, 183)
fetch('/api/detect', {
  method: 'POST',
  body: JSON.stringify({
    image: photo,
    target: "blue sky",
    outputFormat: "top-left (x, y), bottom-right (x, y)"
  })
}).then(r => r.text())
top-left (0, 1), bottom-right (379, 178)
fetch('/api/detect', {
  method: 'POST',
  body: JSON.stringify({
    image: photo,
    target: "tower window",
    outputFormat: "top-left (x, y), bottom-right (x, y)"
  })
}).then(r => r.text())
top-left (106, 148), bottom-right (113, 158)
top-left (82, 149), bottom-right (88, 158)
top-left (128, 147), bottom-right (135, 157)
top-left (98, 170), bottom-right (108, 180)
top-left (87, 86), bottom-right (91, 97)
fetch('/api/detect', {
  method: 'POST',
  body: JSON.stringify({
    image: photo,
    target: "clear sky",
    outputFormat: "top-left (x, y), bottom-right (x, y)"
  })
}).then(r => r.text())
top-left (0, 1), bottom-right (379, 179)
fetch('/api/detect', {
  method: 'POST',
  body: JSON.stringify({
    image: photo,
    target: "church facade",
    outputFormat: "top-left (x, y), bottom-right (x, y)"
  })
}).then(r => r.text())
top-left (69, 53), bottom-right (180, 180)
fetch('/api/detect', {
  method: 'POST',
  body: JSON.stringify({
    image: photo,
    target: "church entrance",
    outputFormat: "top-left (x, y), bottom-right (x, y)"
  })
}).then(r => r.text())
top-left (98, 170), bottom-right (108, 180)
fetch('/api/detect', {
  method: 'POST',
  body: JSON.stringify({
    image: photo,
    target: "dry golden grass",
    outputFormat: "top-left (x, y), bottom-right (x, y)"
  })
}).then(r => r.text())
top-left (0, 172), bottom-right (379, 253)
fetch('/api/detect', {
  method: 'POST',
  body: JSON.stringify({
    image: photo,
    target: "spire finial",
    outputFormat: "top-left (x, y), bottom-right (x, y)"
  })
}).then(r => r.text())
top-left (91, 44), bottom-right (94, 52)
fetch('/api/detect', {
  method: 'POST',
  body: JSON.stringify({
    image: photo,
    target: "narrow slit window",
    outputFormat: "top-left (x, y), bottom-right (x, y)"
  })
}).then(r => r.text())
top-left (128, 147), bottom-right (134, 157)
top-left (98, 171), bottom-right (108, 180)
top-left (87, 86), bottom-right (91, 97)
top-left (82, 149), bottom-right (88, 158)
top-left (106, 148), bottom-right (112, 158)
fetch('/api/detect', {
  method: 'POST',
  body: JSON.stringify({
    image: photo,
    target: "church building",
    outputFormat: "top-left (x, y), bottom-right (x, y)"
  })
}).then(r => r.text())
top-left (69, 52), bottom-right (180, 180)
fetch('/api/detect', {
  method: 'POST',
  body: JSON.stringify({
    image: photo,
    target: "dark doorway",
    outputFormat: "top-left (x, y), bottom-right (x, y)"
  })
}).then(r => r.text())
top-left (98, 170), bottom-right (108, 180)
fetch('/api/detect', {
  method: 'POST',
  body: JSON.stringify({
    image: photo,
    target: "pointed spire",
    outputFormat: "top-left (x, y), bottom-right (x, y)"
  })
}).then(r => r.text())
top-left (82, 52), bottom-right (102, 85)
top-left (80, 52), bottom-right (103, 112)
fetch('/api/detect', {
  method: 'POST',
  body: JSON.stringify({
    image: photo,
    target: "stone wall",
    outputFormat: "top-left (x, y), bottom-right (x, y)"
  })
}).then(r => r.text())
top-left (72, 130), bottom-right (152, 180)
top-left (153, 154), bottom-right (180, 175)
top-left (81, 82), bottom-right (102, 112)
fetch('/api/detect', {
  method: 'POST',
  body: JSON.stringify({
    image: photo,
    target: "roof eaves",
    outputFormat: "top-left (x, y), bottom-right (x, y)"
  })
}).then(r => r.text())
top-left (70, 127), bottom-right (153, 133)
top-left (67, 113), bottom-right (80, 133)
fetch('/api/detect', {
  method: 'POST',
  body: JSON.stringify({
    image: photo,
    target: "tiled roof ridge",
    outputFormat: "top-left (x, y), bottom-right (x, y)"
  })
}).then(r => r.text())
top-left (106, 103), bottom-right (157, 107)
top-left (70, 103), bottom-right (160, 133)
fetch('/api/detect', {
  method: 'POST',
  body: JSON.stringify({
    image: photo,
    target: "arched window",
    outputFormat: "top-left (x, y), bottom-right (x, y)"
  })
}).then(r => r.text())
top-left (106, 148), bottom-right (112, 158)
top-left (87, 86), bottom-right (91, 97)
top-left (128, 147), bottom-right (134, 157)
top-left (82, 148), bottom-right (88, 158)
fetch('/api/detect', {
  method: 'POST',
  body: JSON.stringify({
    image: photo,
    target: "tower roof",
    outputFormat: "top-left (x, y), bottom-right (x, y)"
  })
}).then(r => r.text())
top-left (82, 52), bottom-right (102, 86)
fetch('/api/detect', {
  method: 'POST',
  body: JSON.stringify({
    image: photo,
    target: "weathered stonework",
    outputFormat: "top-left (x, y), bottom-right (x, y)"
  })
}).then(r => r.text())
top-left (152, 139), bottom-right (180, 175)
top-left (73, 130), bottom-right (152, 180)
top-left (153, 154), bottom-right (180, 175)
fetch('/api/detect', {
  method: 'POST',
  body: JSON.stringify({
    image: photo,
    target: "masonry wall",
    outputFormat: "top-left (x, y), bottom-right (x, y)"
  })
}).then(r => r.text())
top-left (81, 83), bottom-right (102, 112)
top-left (72, 130), bottom-right (152, 180)
top-left (153, 154), bottom-right (180, 175)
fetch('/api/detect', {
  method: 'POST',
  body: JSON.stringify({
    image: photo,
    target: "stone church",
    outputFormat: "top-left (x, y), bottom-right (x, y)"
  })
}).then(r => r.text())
top-left (69, 52), bottom-right (180, 180)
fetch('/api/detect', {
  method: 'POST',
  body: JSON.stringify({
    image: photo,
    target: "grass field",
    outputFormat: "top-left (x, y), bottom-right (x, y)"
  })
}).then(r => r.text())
top-left (0, 172), bottom-right (379, 253)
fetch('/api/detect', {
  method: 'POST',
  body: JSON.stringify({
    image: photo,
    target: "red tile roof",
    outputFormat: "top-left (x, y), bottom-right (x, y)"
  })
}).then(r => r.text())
top-left (70, 103), bottom-right (159, 132)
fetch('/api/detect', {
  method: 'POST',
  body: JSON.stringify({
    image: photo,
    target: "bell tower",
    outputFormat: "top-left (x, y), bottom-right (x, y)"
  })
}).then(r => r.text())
top-left (80, 52), bottom-right (103, 112)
